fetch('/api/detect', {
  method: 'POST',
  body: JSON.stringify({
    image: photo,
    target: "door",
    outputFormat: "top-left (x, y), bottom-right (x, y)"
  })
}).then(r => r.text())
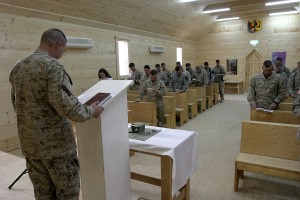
top-left (245, 49), bottom-right (263, 93)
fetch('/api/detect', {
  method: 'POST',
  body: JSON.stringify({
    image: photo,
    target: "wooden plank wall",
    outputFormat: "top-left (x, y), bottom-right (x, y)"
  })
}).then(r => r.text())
top-left (196, 15), bottom-right (300, 91)
top-left (0, 12), bottom-right (197, 151)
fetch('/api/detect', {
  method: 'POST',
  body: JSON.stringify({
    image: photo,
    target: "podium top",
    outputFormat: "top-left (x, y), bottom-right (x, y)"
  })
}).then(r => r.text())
top-left (78, 80), bottom-right (133, 106)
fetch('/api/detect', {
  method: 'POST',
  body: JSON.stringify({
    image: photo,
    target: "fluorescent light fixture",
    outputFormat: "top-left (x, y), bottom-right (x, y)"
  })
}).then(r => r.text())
top-left (266, 0), bottom-right (300, 6)
top-left (216, 17), bottom-right (239, 22)
top-left (250, 40), bottom-right (259, 46)
top-left (269, 10), bottom-right (299, 16)
top-left (203, 8), bottom-right (230, 14)
top-left (179, 0), bottom-right (198, 2)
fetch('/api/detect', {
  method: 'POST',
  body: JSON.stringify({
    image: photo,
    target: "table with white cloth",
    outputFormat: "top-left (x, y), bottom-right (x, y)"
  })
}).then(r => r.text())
top-left (129, 125), bottom-right (198, 200)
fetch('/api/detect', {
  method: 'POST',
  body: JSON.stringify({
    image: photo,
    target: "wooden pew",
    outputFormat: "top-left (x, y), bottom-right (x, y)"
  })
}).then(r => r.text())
top-left (206, 84), bottom-right (213, 108)
top-left (163, 96), bottom-right (176, 128)
top-left (127, 94), bottom-right (139, 101)
top-left (234, 120), bottom-right (300, 192)
top-left (127, 101), bottom-right (157, 126)
top-left (278, 102), bottom-right (292, 111)
top-left (212, 83), bottom-right (220, 105)
top-left (187, 89), bottom-right (198, 118)
top-left (190, 86), bottom-right (206, 112)
top-left (127, 90), bottom-right (140, 95)
top-left (250, 110), bottom-right (300, 124)
top-left (166, 92), bottom-right (189, 126)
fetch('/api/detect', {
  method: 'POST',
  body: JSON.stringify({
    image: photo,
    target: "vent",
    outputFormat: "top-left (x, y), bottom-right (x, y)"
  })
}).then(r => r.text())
top-left (149, 45), bottom-right (166, 53)
top-left (66, 37), bottom-right (93, 49)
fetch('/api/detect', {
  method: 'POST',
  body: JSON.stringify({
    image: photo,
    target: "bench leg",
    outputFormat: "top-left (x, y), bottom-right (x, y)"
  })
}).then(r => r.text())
top-left (234, 164), bottom-right (243, 192)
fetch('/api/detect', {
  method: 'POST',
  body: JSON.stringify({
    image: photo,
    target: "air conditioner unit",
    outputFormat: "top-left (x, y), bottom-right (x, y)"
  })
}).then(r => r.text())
top-left (66, 37), bottom-right (93, 49)
top-left (149, 45), bottom-right (166, 53)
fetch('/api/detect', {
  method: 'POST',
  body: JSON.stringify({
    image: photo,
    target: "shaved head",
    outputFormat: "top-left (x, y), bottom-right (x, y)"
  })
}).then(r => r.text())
top-left (41, 28), bottom-right (67, 45)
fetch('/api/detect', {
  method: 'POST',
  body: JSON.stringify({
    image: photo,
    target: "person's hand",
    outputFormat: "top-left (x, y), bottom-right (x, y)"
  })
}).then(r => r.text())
top-left (136, 98), bottom-right (141, 103)
top-left (269, 102), bottom-right (277, 110)
top-left (90, 101), bottom-right (104, 118)
top-left (250, 104), bottom-right (256, 110)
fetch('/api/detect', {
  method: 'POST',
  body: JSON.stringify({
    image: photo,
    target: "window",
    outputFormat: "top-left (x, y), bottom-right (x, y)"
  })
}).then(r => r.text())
top-left (116, 40), bottom-right (129, 79)
top-left (176, 47), bottom-right (182, 64)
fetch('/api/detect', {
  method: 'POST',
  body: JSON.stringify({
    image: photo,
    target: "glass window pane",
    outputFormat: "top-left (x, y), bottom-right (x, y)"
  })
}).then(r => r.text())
top-left (117, 40), bottom-right (129, 77)
top-left (176, 47), bottom-right (182, 64)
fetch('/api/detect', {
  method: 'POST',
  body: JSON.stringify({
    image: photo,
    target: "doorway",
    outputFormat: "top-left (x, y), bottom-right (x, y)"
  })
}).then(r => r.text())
top-left (245, 49), bottom-right (263, 92)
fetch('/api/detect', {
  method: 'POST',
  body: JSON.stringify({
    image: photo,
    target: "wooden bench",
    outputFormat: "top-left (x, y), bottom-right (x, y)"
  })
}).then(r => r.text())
top-left (206, 84), bottom-right (213, 108)
top-left (127, 90), bottom-right (140, 95)
top-left (234, 120), bottom-right (300, 192)
top-left (166, 92), bottom-right (189, 126)
top-left (187, 89), bottom-right (198, 118)
top-left (278, 102), bottom-right (292, 111)
top-left (127, 101), bottom-right (157, 126)
top-left (190, 86), bottom-right (206, 112)
top-left (163, 96), bottom-right (176, 128)
top-left (127, 94), bottom-right (139, 101)
top-left (212, 83), bottom-right (219, 105)
top-left (250, 110), bottom-right (300, 124)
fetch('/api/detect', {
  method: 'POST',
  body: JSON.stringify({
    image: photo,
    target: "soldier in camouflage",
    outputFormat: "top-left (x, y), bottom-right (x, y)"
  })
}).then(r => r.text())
top-left (247, 60), bottom-right (286, 110)
top-left (137, 69), bottom-right (166, 127)
top-left (140, 65), bottom-right (151, 86)
top-left (275, 57), bottom-right (290, 78)
top-left (204, 62), bottom-right (213, 84)
top-left (212, 60), bottom-right (226, 102)
top-left (186, 63), bottom-right (195, 80)
top-left (155, 64), bottom-right (168, 85)
top-left (287, 61), bottom-right (300, 98)
top-left (161, 63), bottom-right (172, 87)
top-left (292, 90), bottom-right (300, 143)
top-left (192, 65), bottom-right (208, 87)
top-left (275, 62), bottom-right (288, 94)
top-left (9, 29), bottom-right (104, 200)
top-left (128, 62), bottom-right (143, 90)
top-left (170, 66), bottom-right (188, 92)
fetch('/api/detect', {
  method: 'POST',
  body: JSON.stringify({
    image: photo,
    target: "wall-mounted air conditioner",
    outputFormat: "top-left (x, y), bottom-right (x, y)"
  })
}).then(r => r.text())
top-left (149, 45), bottom-right (166, 53)
top-left (66, 37), bottom-right (93, 49)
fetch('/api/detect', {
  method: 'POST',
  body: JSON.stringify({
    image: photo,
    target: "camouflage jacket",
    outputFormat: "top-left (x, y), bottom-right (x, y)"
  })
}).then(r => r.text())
top-left (247, 72), bottom-right (286, 109)
top-left (193, 70), bottom-right (208, 87)
top-left (140, 74), bottom-right (150, 86)
top-left (212, 66), bottom-right (226, 83)
top-left (276, 69), bottom-right (288, 92)
top-left (157, 71), bottom-right (168, 85)
top-left (163, 69), bottom-right (172, 86)
top-left (9, 49), bottom-right (94, 159)
top-left (287, 70), bottom-right (300, 98)
top-left (139, 79), bottom-right (166, 107)
top-left (128, 70), bottom-right (143, 90)
top-left (283, 66), bottom-right (291, 78)
top-left (170, 73), bottom-right (188, 92)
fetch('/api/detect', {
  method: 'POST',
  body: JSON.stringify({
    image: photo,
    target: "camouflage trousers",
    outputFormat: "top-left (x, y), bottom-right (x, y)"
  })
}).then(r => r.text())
top-left (26, 153), bottom-right (80, 200)
top-left (157, 106), bottom-right (164, 127)
top-left (219, 81), bottom-right (224, 100)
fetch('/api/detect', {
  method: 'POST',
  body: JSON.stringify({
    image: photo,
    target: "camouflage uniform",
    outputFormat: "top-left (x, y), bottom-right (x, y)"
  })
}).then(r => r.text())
top-left (157, 70), bottom-right (168, 85)
top-left (212, 65), bottom-right (226, 100)
top-left (204, 67), bottom-right (213, 84)
top-left (276, 68), bottom-right (288, 93)
top-left (287, 70), bottom-right (300, 98)
top-left (193, 70), bottom-right (208, 87)
top-left (283, 66), bottom-right (291, 78)
top-left (163, 69), bottom-right (172, 86)
top-left (139, 79), bottom-right (166, 127)
top-left (140, 74), bottom-right (150, 86)
top-left (186, 68), bottom-right (195, 80)
top-left (9, 49), bottom-right (94, 200)
top-left (292, 94), bottom-right (300, 152)
top-left (247, 72), bottom-right (286, 109)
top-left (183, 70), bottom-right (191, 85)
top-left (170, 73), bottom-right (188, 92)
top-left (128, 70), bottom-right (143, 90)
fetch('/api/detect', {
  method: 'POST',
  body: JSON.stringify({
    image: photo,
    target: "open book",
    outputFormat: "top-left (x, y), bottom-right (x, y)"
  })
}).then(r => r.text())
top-left (84, 92), bottom-right (111, 106)
top-left (255, 107), bottom-right (273, 113)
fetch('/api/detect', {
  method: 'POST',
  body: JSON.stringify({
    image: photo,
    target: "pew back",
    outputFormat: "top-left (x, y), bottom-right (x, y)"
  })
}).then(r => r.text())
top-left (127, 101), bottom-right (157, 126)
top-left (250, 110), bottom-right (300, 124)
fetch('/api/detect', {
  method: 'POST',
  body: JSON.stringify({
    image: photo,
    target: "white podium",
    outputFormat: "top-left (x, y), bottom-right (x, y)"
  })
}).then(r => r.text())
top-left (77, 80), bottom-right (133, 200)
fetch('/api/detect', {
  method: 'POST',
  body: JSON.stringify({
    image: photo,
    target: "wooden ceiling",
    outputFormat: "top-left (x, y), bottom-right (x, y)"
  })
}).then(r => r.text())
top-left (0, 0), bottom-right (299, 40)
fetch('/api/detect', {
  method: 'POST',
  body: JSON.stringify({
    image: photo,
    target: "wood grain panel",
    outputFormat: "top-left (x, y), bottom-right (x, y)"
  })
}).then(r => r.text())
top-left (241, 121), bottom-right (300, 161)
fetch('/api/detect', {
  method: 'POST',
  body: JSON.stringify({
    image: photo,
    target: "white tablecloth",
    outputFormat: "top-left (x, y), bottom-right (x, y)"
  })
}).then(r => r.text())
top-left (129, 125), bottom-right (198, 197)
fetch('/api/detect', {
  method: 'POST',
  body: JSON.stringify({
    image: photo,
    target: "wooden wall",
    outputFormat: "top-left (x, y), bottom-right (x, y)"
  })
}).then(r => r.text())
top-left (197, 15), bottom-right (300, 88)
top-left (0, 12), bottom-right (197, 151)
